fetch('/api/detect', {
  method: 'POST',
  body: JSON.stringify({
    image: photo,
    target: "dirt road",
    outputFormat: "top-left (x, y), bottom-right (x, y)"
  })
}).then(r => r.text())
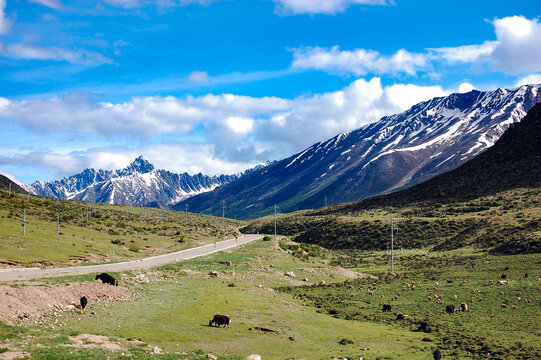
top-left (0, 234), bottom-right (263, 282)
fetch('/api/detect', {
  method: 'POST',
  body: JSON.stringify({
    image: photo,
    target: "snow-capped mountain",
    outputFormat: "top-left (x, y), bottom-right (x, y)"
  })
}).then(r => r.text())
top-left (24, 156), bottom-right (242, 208)
top-left (176, 84), bottom-right (541, 219)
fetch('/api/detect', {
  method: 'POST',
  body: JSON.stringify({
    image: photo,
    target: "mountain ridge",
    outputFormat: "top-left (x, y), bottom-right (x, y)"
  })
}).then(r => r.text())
top-left (176, 84), bottom-right (541, 219)
top-left (24, 156), bottom-right (243, 208)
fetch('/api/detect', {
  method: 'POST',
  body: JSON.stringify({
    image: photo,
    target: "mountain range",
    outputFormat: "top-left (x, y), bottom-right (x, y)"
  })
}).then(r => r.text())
top-left (176, 84), bottom-right (541, 219)
top-left (24, 156), bottom-right (244, 208)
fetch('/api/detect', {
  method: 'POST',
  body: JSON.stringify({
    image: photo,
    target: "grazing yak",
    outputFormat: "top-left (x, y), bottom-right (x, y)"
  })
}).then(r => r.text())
top-left (445, 305), bottom-right (456, 314)
top-left (460, 303), bottom-right (468, 312)
top-left (382, 304), bottom-right (392, 312)
top-left (80, 296), bottom-right (88, 310)
top-left (433, 348), bottom-right (442, 360)
top-left (95, 273), bottom-right (118, 286)
top-left (420, 321), bottom-right (430, 333)
top-left (209, 314), bottom-right (230, 327)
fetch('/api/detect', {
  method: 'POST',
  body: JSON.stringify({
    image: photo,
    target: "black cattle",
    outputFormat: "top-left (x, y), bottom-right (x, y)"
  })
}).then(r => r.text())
top-left (524, 273), bottom-right (529, 278)
top-left (80, 296), bottom-right (88, 310)
top-left (445, 305), bottom-right (455, 314)
top-left (396, 313), bottom-right (405, 320)
top-left (420, 321), bottom-right (430, 333)
top-left (95, 273), bottom-right (118, 286)
top-left (460, 303), bottom-right (468, 312)
top-left (433, 348), bottom-right (442, 360)
top-left (501, 274), bottom-right (507, 279)
top-left (382, 304), bottom-right (392, 312)
top-left (209, 314), bottom-right (230, 327)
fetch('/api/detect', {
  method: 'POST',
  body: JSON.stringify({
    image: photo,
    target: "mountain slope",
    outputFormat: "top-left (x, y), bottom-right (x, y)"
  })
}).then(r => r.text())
top-left (335, 100), bottom-right (541, 211)
top-left (0, 174), bottom-right (27, 194)
top-left (25, 156), bottom-right (241, 208)
top-left (176, 85), bottom-right (541, 219)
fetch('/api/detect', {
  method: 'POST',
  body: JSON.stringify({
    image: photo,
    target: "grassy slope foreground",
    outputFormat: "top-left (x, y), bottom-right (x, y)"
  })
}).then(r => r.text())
top-left (0, 190), bottom-right (242, 267)
top-left (0, 239), bottom-right (539, 359)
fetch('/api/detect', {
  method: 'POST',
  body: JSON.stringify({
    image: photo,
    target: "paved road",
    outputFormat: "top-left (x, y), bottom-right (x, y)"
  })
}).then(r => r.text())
top-left (0, 234), bottom-right (263, 282)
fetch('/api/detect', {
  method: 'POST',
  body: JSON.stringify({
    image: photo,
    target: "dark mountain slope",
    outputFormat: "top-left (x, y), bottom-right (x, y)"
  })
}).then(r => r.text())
top-left (0, 175), bottom-right (27, 194)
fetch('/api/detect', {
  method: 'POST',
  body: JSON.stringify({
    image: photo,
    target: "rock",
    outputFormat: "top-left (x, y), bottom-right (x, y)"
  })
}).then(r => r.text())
top-left (206, 354), bottom-right (218, 360)
top-left (135, 274), bottom-right (149, 283)
top-left (302, 278), bottom-right (308, 281)
top-left (246, 355), bottom-right (261, 360)
top-left (319, 280), bottom-right (326, 285)
top-left (285, 271), bottom-right (295, 278)
top-left (64, 305), bottom-right (77, 311)
top-left (209, 271), bottom-right (219, 277)
top-left (257, 284), bottom-right (263, 288)
top-left (152, 346), bottom-right (161, 354)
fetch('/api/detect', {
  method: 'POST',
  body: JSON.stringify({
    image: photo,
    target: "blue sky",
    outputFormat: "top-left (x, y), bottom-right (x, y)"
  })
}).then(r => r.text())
top-left (0, 0), bottom-right (540, 183)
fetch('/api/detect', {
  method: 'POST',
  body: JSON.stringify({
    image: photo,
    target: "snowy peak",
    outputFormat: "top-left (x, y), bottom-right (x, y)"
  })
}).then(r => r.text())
top-left (25, 157), bottom-right (241, 208)
top-left (118, 155), bottom-right (154, 176)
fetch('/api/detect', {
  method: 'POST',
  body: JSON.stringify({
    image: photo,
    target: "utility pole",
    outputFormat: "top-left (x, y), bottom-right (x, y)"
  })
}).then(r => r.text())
top-left (274, 204), bottom-right (277, 241)
top-left (390, 215), bottom-right (397, 274)
top-left (23, 208), bottom-right (26, 235)
top-left (222, 200), bottom-right (225, 236)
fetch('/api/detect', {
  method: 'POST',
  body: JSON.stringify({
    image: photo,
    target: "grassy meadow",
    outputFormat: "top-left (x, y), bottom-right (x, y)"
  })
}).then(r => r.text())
top-left (0, 189), bottom-right (242, 266)
top-left (0, 188), bottom-right (540, 359)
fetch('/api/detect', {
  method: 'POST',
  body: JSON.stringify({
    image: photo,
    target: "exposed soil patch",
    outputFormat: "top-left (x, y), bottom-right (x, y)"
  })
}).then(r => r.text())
top-left (67, 334), bottom-right (125, 352)
top-left (0, 281), bottom-right (131, 323)
top-left (304, 266), bottom-right (377, 280)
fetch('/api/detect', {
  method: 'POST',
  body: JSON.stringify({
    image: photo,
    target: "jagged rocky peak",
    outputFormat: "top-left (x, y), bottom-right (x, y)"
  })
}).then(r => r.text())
top-left (120, 156), bottom-right (155, 175)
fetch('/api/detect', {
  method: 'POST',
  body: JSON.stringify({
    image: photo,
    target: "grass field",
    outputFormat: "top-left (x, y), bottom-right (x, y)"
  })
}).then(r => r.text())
top-left (1, 237), bottom-right (540, 359)
top-left (0, 189), bottom-right (242, 266)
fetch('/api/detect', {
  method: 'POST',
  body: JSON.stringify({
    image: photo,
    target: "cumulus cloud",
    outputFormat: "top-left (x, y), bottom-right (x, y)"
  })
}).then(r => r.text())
top-left (515, 74), bottom-right (541, 87)
top-left (2, 43), bottom-right (113, 65)
top-left (291, 46), bottom-right (428, 76)
top-left (291, 16), bottom-right (541, 78)
top-left (0, 78), bottom-right (453, 179)
top-left (273, 0), bottom-right (392, 15)
top-left (0, 0), bottom-right (11, 34)
top-left (458, 82), bottom-right (476, 93)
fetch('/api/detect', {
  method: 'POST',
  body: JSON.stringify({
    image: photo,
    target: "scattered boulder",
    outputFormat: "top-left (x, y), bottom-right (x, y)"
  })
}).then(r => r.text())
top-left (209, 271), bottom-right (219, 277)
top-left (206, 354), bottom-right (218, 360)
top-left (246, 355), bottom-right (261, 360)
top-left (285, 271), bottom-right (296, 278)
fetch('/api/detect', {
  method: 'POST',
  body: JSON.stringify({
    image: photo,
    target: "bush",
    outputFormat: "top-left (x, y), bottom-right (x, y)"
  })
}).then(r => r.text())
top-left (111, 239), bottom-right (124, 245)
top-left (263, 235), bottom-right (273, 241)
top-left (128, 245), bottom-right (140, 252)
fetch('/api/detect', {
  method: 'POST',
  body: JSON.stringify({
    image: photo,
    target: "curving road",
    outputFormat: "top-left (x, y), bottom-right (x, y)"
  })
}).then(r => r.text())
top-left (0, 234), bottom-right (263, 282)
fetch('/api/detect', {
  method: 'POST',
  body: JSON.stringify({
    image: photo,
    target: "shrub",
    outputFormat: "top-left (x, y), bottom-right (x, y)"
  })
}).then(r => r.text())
top-left (128, 245), bottom-right (140, 252)
top-left (263, 235), bottom-right (273, 241)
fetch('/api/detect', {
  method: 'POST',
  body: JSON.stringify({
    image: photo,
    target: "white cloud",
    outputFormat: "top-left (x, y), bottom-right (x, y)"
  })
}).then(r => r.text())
top-left (188, 70), bottom-right (210, 83)
top-left (29, 0), bottom-right (63, 10)
top-left (273, 0), bottom-right (392, 15)
top-left (2, 43), bottom-right (113, 65)
top-left (0, 0), bottom-right (11, 35)
top-left (384, 84), bottom-right (447, 110)
top-left (490, 16), bottom-right (541, 74)
top-left (291, 16), bottom-right (541, 78)
top-left (458, 82), bottom-right (476, 93)
top-left (430, 42), bottom-right (497, 63)
top-left (291, 46), bottom-right (428, 76)
top-left (0, 78), bottom-right (455, 179)
top-left (515, 73), bottom-right (541, 87)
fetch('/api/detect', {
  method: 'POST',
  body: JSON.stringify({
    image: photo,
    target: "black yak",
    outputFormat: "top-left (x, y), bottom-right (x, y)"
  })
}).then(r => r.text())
top-left (95, 273), bottom-right (118, 286)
